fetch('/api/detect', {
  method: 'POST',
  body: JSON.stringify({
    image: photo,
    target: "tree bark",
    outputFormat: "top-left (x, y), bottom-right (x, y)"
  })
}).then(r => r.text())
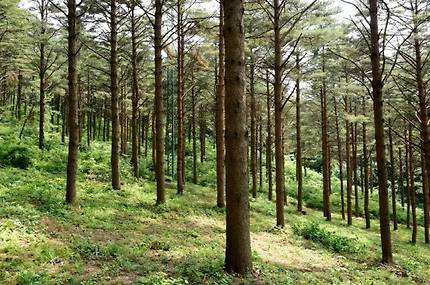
top-left (223, 0), bottom-right (252, 275)
top-left (199, 105), bottom-right (206, 163)
top-left (405, 128), bottom-right (411, 228)
top-left (17, 71), bottom-right (22, 120)
top-left (344, 96), bottom-right (353, 225)
top-left (215, 0), bottom-right (225, 207)
top-left (154, 0), bottom-right (165, 203)
top-left (274, 0), bottom-right (284, 227)
top-left (110, 0), bottom-right (121, 190)
top-left (369, 0), bottom-right (393, 263)
top-left (320, 50), bottom-right (331, 221)
top-left (259, 115), bottom-right (263, 192)
top-left (131, 0), bottom-right (140, 178)
top-left (353, 103), bottom-right (359, 217)
top-left (296, 55), bottom-right (303, 213)
top-left (408, 124), bottom-right (417, 243)
top-left (398, 148), bottom-right (404, 208)
top-left (38, 0), bottom-right (47, 150)
top-left (334, 97), bottom-right (345, 219)
top-left (65, 0), bottom-right (79, 205)
top-left (362, 96), bottom-right (370, 229)
top-left (266, 71), bottom-right (273, 201)
top-left (250, 63), bottom-right (257, 199)
top-left (388, 120), bottom-right (397, 230)
top-left (413, 16), bottom-right (430, 243)
top-left (192, 77), bottom-right (197, 184)
top-left (176, 0), bottom-right (185, 194)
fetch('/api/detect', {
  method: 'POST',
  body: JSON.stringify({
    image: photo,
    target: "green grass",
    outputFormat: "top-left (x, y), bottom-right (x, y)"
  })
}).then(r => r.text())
top-left (0, 119), bottom-right (430, 284)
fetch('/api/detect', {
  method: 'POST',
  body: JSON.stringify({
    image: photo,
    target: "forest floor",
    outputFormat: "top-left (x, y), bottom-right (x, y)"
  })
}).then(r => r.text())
top-left (0, 121), bottom-right (430, 284)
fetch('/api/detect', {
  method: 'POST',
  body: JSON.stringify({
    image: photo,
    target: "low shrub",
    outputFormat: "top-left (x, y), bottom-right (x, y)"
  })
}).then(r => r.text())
top-left (292, 222), bottom-right (363, 253)
top-left (0, 146), bottom-right (32, 169)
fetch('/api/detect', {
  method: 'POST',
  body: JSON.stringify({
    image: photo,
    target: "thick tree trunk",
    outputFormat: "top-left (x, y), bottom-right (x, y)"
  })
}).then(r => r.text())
top-left (215, 1), bottom-right (225, 207)
top-left (65, 0), bottom-right (79, 205)
top-left (154, 0), bottom-right (165, 203)
top-left (369, 0), bottom-right (393, 263)
top-left (320, 52), bottom-right (331, 220)
top-left (414, 25), bottom-right (430, 243)
top-left (274, 0), bottom-right (284, 227)
top-left (223, 0), bottom-right (252, 275)
top-left (110, 0), bottom-right (121, 190)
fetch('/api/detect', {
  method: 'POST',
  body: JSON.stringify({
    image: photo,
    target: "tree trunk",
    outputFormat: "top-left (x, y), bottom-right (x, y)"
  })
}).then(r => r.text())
top-left (259, 115), bottom-right (263, 192)
top-left (421, 151), bottom-right (429, 242)
top-left (334, 97), bottom-right (345, 219)
top-left (192, 77), bottom-right (197, 184)
top-left (274, 0), bottom-right (284, 227)
top-left (320, 51), bottom-right (330, 220)
top-left (362, 96), bottom-right (370, 229)
top-left (223, 0), bottom-right (252, 275)
top-left (176, 0), bottom-right (185, 194)
top-left (266, 71), bottom-right (273, 201)
top-left (65, 0), bottom-right (79, 205)
top-left (215, 0), bottom-right (225, 207)
top-left (17, 71), bottom-right (22, 120)
top-left (405, 128), bottom-right (411, 228)
top-left (353, 103), bottom-right (359, 217)
top-left (152, 110), bottom-right (156, 168)
top-left (398, 148), bottom-right (404, 208)
top-left (408, 124), bottom-right (417, 243)
top-left (199, 106), bottom-right (206, 163)
top-left (250, 63), bottom-right (257, 199)
top-left (296, 55), bottom-right (303, 213)
top-left (86, 71), bottom-right (91, 147)
top-left (154, 0), bottom-right (165, 203)
top-left (110, 0), bottom-right (121, 190)
top-left (344, 96), bottom-right (353, 225)
top-left (61, 93), bottom-right (66, 144)
top-left (38, 0), bottom-right (47, 150)
top-left (414, 19), bottom-right (430, 243)
top-left (369, 0), bottom-right (393, 263)
top-left (388, 120), bottom-right (397, 230)
top-left (131, 0), bottom-right (140, 178)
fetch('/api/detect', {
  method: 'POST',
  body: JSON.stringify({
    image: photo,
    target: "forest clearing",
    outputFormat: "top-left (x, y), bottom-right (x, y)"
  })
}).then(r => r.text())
top-left (1, 0), bottom-right (430, 284)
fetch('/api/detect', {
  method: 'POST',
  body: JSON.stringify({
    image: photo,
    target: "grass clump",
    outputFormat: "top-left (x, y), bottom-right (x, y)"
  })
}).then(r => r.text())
top-left (292, 222), bottom-right (363, 254)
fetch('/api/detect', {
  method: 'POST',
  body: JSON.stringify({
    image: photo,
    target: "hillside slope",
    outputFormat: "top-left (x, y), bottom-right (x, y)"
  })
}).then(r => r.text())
top-left (0, 121), bottom-right (429, 284)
